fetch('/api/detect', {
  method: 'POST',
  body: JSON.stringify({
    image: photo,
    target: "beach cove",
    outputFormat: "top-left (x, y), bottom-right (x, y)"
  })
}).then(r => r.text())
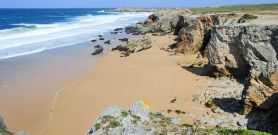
top-left (0, 4), bottom-right (278, 135)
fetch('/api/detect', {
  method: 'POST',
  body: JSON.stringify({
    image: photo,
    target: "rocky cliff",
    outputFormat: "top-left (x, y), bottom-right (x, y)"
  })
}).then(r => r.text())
top-left (207, 25), bottom-right (278, 113)
top-left (123, 9), bottom-right (278, 134)
top-left (87, 101), bottom-right (269, 135)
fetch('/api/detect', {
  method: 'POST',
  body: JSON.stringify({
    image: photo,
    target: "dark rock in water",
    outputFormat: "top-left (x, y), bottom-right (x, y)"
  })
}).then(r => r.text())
top-left (110, 32), bottom-right (118, 34)
top-left (99, 38), bottom-right (104, 40)
top-left (91, 39), bottom-right (97, 42)
top-left (104, 40), bottom-right (111, 44)
top-left (92, 45), bottom-right (103, 55)
top-left (118, 38), bottom-right (128, 42)
top-left (98, 35), bottom-right (103, 37)
top-left (114, 28), bottom-right (123, 31)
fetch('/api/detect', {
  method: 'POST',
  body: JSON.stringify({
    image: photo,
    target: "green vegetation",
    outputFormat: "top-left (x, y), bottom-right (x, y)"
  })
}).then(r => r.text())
top-left (191, 3), bottom-right (278, 13)
top-left (241, 14), bottom-right (258, 20)
top-left (205, 99), bottom-right (215, 108)
top-left (101, 115), bottom-right (122, 129)
top-left (131, 115), bottom-right (141, 124)
top-left (208, 128), bottom-right (270, 135)
top-left (0, 128), bottom-right (13, 135)
top-left (94, 123), bottom-right (101, 131)
top-left (121, 111), bottom-right (128, 117)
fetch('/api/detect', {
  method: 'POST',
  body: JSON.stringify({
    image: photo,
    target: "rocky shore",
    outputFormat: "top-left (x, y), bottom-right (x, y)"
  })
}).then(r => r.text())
top-left (2, 6), bottom-right (276, 135)
top-left (88, 7), bottom-right (277, 135)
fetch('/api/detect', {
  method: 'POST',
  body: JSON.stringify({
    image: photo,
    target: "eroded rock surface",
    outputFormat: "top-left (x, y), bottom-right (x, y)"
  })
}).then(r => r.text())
top-left (112, 36), bottom-right (151, 56)
top-left (207, 25), bottom-right (278, 114)
top-left (87, 101), bottom-right (269, 135)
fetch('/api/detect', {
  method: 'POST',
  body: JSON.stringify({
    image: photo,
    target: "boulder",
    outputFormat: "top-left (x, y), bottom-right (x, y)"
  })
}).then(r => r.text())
top-left (118, 38), bottom-right (128, 42)
top-left (91, 39), bottom-right (97, 42)
top-left (207, 25), bottom-right (278, 114)
top-left (99, 38), bottom-right (104, 40)
top-left (114, 28), bottom-right (123, 31)
top-left (104, 40), bottom-right (111, 44)
top-left (92, 45), bottom-right (104, 55)
top-left (112, 36), bottom-right (152, 56)
top-left (128, 101), bottom-right (151, 122)
top-left (87, 101), bottom-right (182, 135)
top-left (0, 113), bottom-right (7, 130)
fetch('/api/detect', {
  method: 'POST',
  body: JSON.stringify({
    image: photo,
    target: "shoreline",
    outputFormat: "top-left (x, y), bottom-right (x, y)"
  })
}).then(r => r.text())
top-left (1, 5), bottom-right (277, 134)
top-left (39, 34), bottom-right (209, 135)
top-left (0, 29), bottom-right (140, 134)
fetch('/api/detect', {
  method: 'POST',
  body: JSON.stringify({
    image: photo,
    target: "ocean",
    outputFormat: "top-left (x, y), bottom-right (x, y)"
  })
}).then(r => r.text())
top-left (0, 8), bottom-right (150, 59)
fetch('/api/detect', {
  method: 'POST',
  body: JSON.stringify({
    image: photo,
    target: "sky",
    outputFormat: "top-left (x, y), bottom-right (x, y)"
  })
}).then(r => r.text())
top-left (0, 0), bottom-right (277, 8)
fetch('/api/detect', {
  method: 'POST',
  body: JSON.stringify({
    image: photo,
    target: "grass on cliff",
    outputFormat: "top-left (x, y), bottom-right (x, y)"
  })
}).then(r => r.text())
top-left (184, 125), bottom-right (271, 135)
top-left (0, 128), bottom-right (13, 135)
top-left (191, 3), bottom-right (278, 13)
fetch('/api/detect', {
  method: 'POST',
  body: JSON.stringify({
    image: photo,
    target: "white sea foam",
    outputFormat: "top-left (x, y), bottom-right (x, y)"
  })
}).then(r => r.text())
top-left (0, 12), bottom-right (151, 59)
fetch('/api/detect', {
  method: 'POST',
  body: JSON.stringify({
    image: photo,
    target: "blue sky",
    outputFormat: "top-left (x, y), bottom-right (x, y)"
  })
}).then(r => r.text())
top-left (0, 0), bottom-right (277, 8)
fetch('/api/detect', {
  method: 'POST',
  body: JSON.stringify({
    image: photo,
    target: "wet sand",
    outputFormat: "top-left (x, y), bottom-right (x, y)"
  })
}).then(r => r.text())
top-left (0, 30), bottom-right (139, 134)
top-left (40, 34), bottom-right (208, 135)
top-left (0, 41), bottom-right (102, 133)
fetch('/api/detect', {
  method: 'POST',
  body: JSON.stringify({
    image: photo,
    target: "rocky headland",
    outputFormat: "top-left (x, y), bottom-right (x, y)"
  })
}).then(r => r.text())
top-left (88, 6), bottom-right (277, 135)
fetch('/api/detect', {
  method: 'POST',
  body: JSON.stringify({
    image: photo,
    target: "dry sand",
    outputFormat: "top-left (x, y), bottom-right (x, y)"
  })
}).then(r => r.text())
top-left (38, 34), bottom-right (208, 135)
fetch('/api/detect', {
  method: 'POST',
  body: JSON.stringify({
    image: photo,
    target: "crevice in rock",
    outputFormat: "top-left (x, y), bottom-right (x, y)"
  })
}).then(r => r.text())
top-left (246, 93), bottom-right (278, 134)
top-left (199, 29), bottom-right (211, 55)
top-left (174, 15), bottom-right (185, 35)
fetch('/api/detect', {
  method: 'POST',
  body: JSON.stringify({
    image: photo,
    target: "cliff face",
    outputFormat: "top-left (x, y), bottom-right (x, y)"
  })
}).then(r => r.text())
top-left (207, 25), bottom-right (278, 114)
top-left (112, 9), bottom-right (278, 134)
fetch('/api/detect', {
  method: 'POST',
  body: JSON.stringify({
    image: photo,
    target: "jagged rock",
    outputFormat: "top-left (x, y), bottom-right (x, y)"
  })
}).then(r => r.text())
top-left (112, 37), bottom-right (151, 56)
top-left (88, 101), bottom-right (267, 135)
top-left (125, 10), bottom-right (193, 35)
top-left (110, 32), bottom-right (118, 34)
top-left (207, 25), bottom-right (278, 114)
top-left (114, 28), bottom-right (123, 31)
top-left (118, 38), bottom-right (128, 42)
top-left (104, 40), bottom-right (111, 44)
top-left (87, 101), bottom-right (181, 135)
top-left (92, 45), bottom-right (103, 55)
top-left (0, 113), bottom-right (7, 130)
top-left (126, 12), bottom-right (241, 54)
top-left (100, 105), bottom-right (123, 118)
top-left (128, 101), bottom-right (150, 122)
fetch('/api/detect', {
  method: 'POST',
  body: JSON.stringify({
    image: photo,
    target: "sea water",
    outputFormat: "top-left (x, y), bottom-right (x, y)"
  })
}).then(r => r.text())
top-left (0, 8), bottom-right (150, 59)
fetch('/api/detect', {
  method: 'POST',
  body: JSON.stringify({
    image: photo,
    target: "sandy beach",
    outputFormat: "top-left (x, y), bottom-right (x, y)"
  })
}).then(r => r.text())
top-left (36, 34), bottom-right (208, 135)
top-left (1, 4), bottom-right (277, 135)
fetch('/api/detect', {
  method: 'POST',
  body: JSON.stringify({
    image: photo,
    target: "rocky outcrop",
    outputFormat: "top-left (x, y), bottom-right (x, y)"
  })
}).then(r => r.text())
top-left (87, 101), bottom-right (269, 135)
top-left (92, 45), bottom-right (104, 55)
top-left (125, 10), bottom-right (193, 35)
top-left (0, 114), bottom-right (29, 135)
top-left (0, 113), bottom-right (7, 131)
top-left (207, 25), bottom-right (278, 115)
top-left (126, 12), bottom-right (242, 54)
top-left (112, 36), bottom-right (151, 56)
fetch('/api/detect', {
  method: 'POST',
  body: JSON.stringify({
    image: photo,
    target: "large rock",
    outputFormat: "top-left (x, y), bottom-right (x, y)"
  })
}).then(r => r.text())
top-left (0, 113), bottom-right (7, 130)
top-left (87, 101), bottom-right (269, 135)
top-left (87, 101), bottom-right (181, 135)
top-left (175, 14), bottom-right (241, 53)
top-left (126, 12), bottom-right (242, 54)
top-left (125, 10), bottom-right (193, 35)
top-left (92, 45), bottom-right (104, 55)
top-left (207, 25), bottom-right (278, 114)
top-left (112, 36), bottom-right (152, 56)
